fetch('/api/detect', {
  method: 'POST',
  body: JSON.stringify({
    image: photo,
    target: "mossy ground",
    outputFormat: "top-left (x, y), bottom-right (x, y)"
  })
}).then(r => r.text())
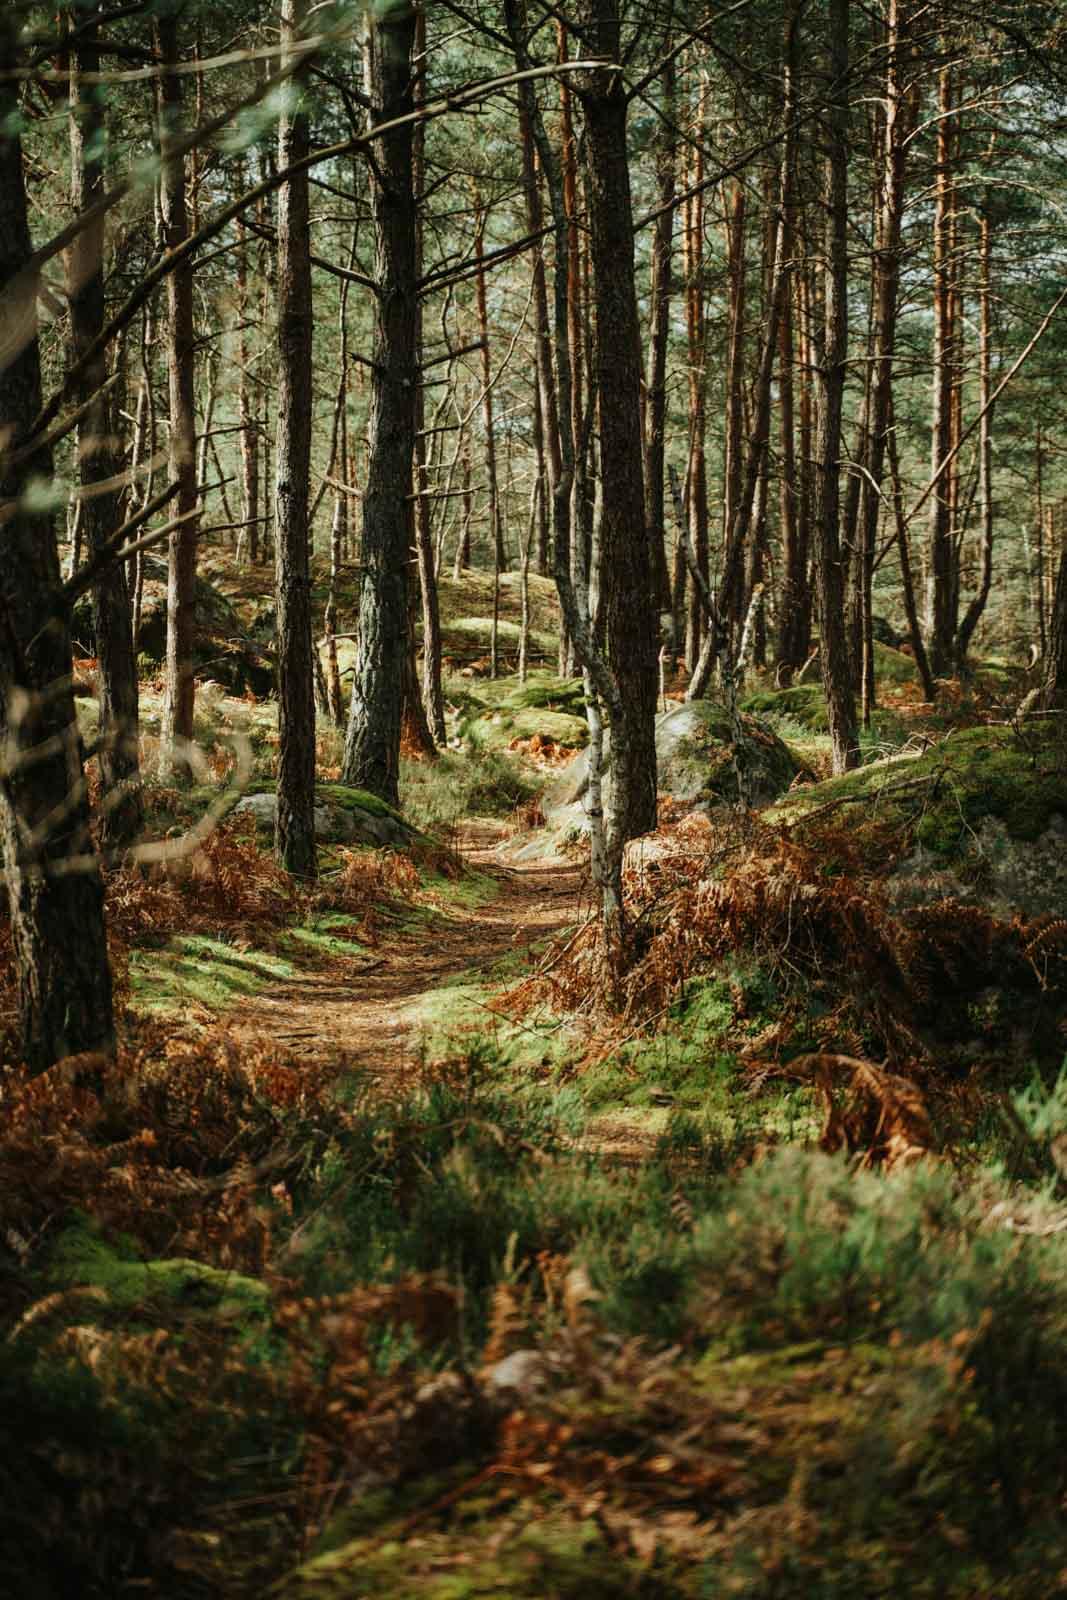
top-left (769, 720), bottom-right (1067, 858)
top-left (44, 1220), bottom-right (269, 1324)
top-left (130, 933), bottom-right (294, 1016)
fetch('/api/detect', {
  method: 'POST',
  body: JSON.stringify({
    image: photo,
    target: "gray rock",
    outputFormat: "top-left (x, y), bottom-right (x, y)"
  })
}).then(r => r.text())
top-left (888, 814), bottom-right (1067, 921)
top-left (542, 699), bottom-right (803, 827)
top-left (485, 1348), bottom-right (549, 1400)
top-left (234, 791), bottom-right (416, 850)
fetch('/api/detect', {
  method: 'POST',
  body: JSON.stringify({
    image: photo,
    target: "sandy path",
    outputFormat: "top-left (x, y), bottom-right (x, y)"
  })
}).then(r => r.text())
top-left (234, 830), bottom-right (584, 1081)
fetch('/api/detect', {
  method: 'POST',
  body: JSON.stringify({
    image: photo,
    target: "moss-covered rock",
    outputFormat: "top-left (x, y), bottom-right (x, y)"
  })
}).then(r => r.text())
top-left (45, 1221), bottom-right (269, 1324)
top-left (236, 785), bottom-right (417, 849)
top-left (441, 615), bottom-right (558, 664)
top-left (543, 700), bottom-right (806, 829)
top-left (280, 1508), bottom-right (684, 1598)
top-left (872, 639), bottom-right (920, 684)
top-left (657, 701), bottom-right (804, 807)
top-left (499, 673), bottom-right (586, 714)
top-left (462, 704), bottom-right (589, 752)
top-left (768, 721), bottom-right (1067, 917)
top-left (742, 682), bottom-right (830, 732)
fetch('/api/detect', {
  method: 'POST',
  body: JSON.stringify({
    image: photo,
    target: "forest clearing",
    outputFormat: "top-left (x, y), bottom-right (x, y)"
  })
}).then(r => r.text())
top-left (3, 0), bottom-right (1067, 1594)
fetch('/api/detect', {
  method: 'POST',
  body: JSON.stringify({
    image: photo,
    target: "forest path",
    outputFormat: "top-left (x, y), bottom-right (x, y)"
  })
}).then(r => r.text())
top-left (233, 824), bottom-right (586, 1086)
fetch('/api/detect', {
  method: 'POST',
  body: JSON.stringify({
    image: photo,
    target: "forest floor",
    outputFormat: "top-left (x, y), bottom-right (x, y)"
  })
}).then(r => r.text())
top-left (230, 824), bottom-right (585, 1086)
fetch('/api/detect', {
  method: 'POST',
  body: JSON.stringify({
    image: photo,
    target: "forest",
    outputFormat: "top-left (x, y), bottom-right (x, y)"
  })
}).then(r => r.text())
top-left (2, 0), bottom-right (1067, 1592)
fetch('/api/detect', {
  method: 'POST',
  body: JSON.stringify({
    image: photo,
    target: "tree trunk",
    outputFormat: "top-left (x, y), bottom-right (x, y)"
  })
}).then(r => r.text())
top-left (721, 174), bottom-right (747, 638)
top-left (156, 11), bottom-right (200, 779)
top-left (0, 17), bottom-right (114, 1071)
top-left (579, 0), bottom-right (658, 841)
top-left (474, 211), bottom-right (505, 577)
top-left (273, 0), bottom-right (317, 878)
top-left (854, 0), bottom-right (915, 721)
top-left (643, 45), bottom-right (676, 613)
top-left (235, 158), bottom-right (259, 571)
top-left (926, 63), bottom-right (957, 678)
top-left (1038, 530), bottom-right (1067, 710)
top-left (341, 0), bottom-right (417, 808)
top-left (413, 5), bottom-right (445, 745)
top-left (955, 207), bottom-right (995, 668)
top-left (66, 7), bottom-right (143, 847)
top-left (774, 160), bottom-right (807, 677)
top-left (683, 109), bottom-right (710, 675)
top-left (453, 438), bottom-right (472, 577)
top-left (814, 0), bottom-right (859, 773)
top-left (517, 70), bottom-right (561, 560)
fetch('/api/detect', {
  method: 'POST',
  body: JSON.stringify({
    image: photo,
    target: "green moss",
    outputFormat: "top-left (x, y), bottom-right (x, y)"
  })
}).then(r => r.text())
top-left (282, 1509), bottom-right (681, 1598)
top-left (500, 672), bottom-right (586, 713)
top-left (284, 919), bottom-right (368, 960)
top-left (463, 705), bottom-right (588, 751)
top-left (130, 934), bottom-right (292, 1016)
top-left (316, 783), bottom-right (398, 819)
top-left (872, 639), bottom-right (920, 684)
top-left (442, 615), bottom-right (558, 660)
top-left (45, 1220), bottom-right (269, 1322)
top-left (768, 722), bottom-right (1067, 858)
top-left (742, 682), bottom-right (830, 732)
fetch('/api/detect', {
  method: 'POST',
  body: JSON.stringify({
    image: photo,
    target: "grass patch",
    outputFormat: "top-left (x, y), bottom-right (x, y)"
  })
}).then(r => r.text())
top-left (130, 933), bottom-right (293, 1016)
top-left (401, 746), bottom-right (542, 829)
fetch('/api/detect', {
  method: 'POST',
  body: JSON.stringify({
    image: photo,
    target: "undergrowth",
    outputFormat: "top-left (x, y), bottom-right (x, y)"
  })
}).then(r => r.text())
top-left (7, 1020), bottom-right (1067, 1596)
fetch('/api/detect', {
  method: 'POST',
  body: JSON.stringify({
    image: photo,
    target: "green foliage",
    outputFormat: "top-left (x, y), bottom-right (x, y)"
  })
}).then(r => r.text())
top-left (315, 782), bottom-right (397, 819)
top-left (770, 721), bottom-right (1067, 857)
top-left (401, 746), bottom-right (540, 828)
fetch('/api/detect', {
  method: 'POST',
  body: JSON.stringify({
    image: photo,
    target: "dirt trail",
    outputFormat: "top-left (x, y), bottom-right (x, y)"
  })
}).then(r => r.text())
top-left (234, 827), bottom-right (584, 1080)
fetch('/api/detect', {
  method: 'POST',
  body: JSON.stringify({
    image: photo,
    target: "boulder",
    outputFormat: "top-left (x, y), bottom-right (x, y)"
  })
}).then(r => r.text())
top-left (234, 784), bottom-right (417, 850)
top-left (543, 699), bottom-right (806, 830)
top-left (768, 722), bottom-right (1067, 920)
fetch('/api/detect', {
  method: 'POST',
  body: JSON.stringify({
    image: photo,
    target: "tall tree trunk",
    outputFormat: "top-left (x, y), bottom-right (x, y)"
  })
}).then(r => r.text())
top-left (474, 211), bottom-right (505, 578)
top-left (579, 0), bottom-right (658, 841)
top-left (684, 107), bottom-right (709, 674)
top-left (926, 63), bottom-right (957, 678)
top-left (156, 10), bottom-right (200, 779)
top-left (814, 0), bottom-right (859, 773)
top-left (1037, 530), bottom-right (1067, 711)
top-left (854, 0), bottom-right (915, 721)
top-left (517, 65), bottom-right (561, 560)
top-left (413, 3), bottom-right (445, 745)
top-left (341, 0), bottom-right (417, 808)
top-left (721, 174), bottom-right (747, 637)
top-left (453, 437), bottom-right (472, 577)
top-left (66, 6), bottom-right (143, 846)
top-left (235, 158), bottom-right (259, 571)
top-left (0, 17), bottom-right (114, 1071)
top-left (774, 42), bottom-right (806, 681)
top-left (955, 206), bottom-right (995, 668)
top-left (643, 45), bottom-right (676, 613)
top-left (273, 0), bottom-right (317, 877)
top-left (560, 30), bottom-right (583, 673)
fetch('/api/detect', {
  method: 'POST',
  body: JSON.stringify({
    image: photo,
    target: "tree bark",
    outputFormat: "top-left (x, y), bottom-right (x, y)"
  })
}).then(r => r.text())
top-left (413, 4), bottom-right (445, 745)
top-left (0, 16), bottom-right (114, 1071)
top-left (579, 0), bottom-right (658, 841)
top-left (273, 0), bottom-right (317, 878)
top-left (955, 206), bottom-right (995, 668)
top-left (854, 0), bottom-right (916, 721)
top-left (156, 10), bottom-right (200, 779)
top-left (1038, 530), bottom-right (1067, 711)
top-left (926, 63), bottom-right (957, 678)
top-left (643, 45), bottom-right (676, 614)
top-left (814, 0), bottom-right (859, 773)
top-left (341, 0), bottom-right (418, 808)
top-left (66, 6), bottom-right (143, 847)
top-left (683, 105), bottom-right (710, 675)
